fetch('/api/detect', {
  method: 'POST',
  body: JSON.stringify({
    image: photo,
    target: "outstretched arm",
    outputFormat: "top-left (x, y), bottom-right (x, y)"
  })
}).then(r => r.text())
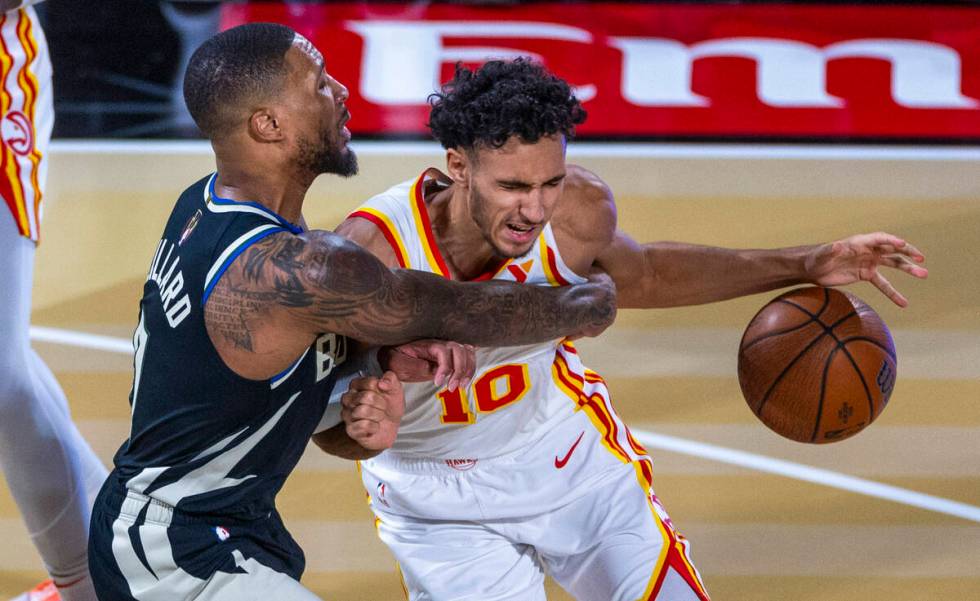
top-left (226, 229), bottom-right (615, 348)
top-left (596, 230), bottom-right (927, 309)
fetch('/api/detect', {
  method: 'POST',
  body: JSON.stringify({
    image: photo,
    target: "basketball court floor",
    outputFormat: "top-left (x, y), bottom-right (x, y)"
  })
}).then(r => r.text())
top-left (0, 141), bottom-right (977, 600)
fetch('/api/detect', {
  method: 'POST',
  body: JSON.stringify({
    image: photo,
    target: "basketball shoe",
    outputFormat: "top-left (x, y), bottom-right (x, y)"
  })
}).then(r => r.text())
top-left (8, 579), bottom-right (60, 601)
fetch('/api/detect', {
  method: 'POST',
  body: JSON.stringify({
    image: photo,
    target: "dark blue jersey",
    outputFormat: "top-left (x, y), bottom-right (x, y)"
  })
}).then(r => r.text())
top-left (106, 173), bottom-right (349, 521)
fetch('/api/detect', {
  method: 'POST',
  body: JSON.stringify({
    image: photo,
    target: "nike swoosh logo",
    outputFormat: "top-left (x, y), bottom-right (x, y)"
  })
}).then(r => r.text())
top-left (555, 431), bottom-right (585, 469)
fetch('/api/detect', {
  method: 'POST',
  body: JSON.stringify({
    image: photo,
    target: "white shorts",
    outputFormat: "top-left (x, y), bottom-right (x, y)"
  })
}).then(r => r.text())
top-left (360, 409), bottom-right (710, 601)
top-left (0, 6), bottom-right (52, 243)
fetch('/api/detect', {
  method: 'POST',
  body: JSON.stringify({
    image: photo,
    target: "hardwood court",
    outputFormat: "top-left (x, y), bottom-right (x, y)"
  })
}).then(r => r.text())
top-left (2, 142), bottom-right (978, 600)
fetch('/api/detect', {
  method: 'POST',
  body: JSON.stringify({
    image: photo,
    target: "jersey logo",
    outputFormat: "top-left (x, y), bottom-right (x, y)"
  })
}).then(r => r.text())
top-left (214, 526), bottom-right (230, 542)
top-left (554, 431), bottom-right (585, 469)
top-left (1, 110), bottom-right (33, 156)
top-left (445, 458), bottom-right (477, 471)
top-left (506, 260), bottom-right (535, 283)
top-left (179, 209), bottom-right (202, 246)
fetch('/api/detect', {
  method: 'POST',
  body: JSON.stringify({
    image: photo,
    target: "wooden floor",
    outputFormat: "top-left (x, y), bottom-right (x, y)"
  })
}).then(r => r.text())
top-left (1, 143), bottom-right (978, 600)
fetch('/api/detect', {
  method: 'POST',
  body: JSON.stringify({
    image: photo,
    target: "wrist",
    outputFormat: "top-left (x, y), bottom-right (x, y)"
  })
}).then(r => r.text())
top-left (798, 243), bottom-right (825, 285)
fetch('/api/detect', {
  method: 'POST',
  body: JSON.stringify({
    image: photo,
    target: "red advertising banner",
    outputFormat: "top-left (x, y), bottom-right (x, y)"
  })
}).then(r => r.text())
top-left (221, 2), bottom-right (980, 141)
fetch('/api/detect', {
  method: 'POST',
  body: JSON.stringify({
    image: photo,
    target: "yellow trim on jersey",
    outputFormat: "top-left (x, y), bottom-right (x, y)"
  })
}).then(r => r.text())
top-left (355, 206), bottom-right (412, 269)
top-left (17, 13), bottom-right (41, 241)
top-left (538, 232), bottom-right (561, 286)
top-left (0, 10), bottom-right (43, 241)
top-left (371, 512), bottom-right (410, 599)
top-left (396, 563), bottom-right (409, 600)
top-left (674, 533), bottom-right (709, 599)
top-left (0, 12), bottom-right (28, 237)
top-left (409, 176), bottom-right (448, 277)
top-left (635, 463), bottom-right (672, 601)
top-left (552, 351), bottom-right (630, 464)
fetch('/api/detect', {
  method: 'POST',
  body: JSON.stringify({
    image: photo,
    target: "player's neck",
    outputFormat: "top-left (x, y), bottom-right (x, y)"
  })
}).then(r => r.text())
top-left (212, 156), bottom-right (308, 226)
top-left (429, 184), bottom-right (502, 280)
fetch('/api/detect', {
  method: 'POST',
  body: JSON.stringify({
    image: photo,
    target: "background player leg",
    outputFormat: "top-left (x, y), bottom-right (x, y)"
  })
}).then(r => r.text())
top-left (27, 350), bottom-right (107, 504)
top-left (0, 217), bottom-right (107, 601)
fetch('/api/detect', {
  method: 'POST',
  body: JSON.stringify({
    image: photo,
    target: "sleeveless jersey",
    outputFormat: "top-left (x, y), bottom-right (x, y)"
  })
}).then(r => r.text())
top-left (106, 173), bottom-right (350, 520)
top-left (350, 170), bottom-right (597, 459)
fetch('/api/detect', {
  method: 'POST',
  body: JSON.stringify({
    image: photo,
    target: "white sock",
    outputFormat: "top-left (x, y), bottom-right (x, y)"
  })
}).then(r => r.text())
top-left (53, 572), bottom-right (99, 601)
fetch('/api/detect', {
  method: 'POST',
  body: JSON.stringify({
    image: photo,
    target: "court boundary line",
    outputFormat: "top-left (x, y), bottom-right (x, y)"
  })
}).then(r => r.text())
top-left (632, 430), bottom-right (980, 524)
top-left (49, 139), bottom-right (980, 161)
top-left (29, 325), bottom-right (980, 524)
top-left (29, 326), bottom-right (132, 354)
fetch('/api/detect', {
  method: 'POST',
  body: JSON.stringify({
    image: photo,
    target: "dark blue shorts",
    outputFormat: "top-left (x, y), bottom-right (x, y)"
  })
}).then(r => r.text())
top-left (88, 481), bottom-right (315, 601)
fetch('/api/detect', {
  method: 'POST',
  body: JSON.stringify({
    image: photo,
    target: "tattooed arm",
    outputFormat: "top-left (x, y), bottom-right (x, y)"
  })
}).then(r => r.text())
top-left (206, 228), bottom-right (615, 365)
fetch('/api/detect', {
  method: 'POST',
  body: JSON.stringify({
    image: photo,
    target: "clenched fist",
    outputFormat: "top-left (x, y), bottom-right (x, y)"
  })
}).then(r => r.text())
top-left (340, 371), bottom-right (404, 451)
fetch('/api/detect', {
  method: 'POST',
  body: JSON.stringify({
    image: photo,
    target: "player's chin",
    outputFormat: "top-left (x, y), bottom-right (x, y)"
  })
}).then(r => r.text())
top-left (494, 236), bottom-right (535, 259)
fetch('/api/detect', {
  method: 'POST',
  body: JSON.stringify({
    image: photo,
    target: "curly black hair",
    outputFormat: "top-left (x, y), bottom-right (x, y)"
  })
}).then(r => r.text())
top-left (427, 58), bottom-right (587, 151)
top-left (183, 23), bottom-right (295, 139)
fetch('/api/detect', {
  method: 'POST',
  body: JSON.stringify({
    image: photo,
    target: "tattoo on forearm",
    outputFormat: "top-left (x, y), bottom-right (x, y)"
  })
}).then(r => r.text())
top-left (209, 230), bottom-right (615, 349)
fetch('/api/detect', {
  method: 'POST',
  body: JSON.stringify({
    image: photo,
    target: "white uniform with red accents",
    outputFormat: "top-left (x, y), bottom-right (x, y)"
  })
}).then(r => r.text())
top-left (351, 171), bottom-right (710, 601)
top-left (0, 4), bottom-right (52, 243)
top-left (1, 5), bottom-right (108, 601)
top-left (351, 171), bottom-right (587, 460)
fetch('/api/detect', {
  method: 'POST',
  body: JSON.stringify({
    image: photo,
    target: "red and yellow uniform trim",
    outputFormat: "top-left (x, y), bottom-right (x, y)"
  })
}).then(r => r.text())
top-left (554, 344), bottom-right (710, 600)
top-left (409, 173), bottom-right (451, 277)
top-left (635, 486), bottom-right (711, 601)
top-left (349, 207), bottom-right (410, 269)
top-left (539, 234), bottom-right (571, 287)
top-left (551, 347), bottom-right (631, 464)
top-left (0, 9), bottom-right (43, 242)
top-left (470, 257), bottom-right (511, 282)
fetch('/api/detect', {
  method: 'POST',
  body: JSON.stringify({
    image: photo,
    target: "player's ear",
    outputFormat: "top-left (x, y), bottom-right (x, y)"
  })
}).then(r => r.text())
top-left (249, 107), bottom-right (284, 143)
top-left (446, 148), bottom-right (469, 187)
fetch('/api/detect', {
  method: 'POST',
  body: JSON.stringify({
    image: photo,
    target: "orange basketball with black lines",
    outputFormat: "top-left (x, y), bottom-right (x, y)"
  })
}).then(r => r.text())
top-left (737, 287), bottom-right (897, 443)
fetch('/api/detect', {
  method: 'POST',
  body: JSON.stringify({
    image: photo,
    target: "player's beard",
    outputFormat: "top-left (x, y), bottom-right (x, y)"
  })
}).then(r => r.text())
top-left (297, 127), bottom-right (358, 178)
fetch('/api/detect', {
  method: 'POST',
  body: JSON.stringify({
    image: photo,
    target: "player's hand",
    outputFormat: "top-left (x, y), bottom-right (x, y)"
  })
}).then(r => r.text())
top-left (379, 340), bottom-right (476, 391)
top-left (341, 372), bottom-right (404, 451)
top-left (574, 268), bottom-right (617, 338)
top-left (805, 232), bottom-right (928, 307)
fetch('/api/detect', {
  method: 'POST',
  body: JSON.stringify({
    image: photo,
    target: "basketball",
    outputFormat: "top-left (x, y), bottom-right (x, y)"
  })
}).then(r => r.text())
top-left (737, 287), bottom-right (897, 443)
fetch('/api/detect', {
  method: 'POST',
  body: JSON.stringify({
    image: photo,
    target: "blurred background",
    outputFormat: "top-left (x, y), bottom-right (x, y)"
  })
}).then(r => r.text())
top-left (5, 1), bottom-right (980, 600)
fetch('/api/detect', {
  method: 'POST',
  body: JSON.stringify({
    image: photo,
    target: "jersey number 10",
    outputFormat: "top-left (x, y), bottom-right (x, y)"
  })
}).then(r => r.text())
top-left (436, 364), bottom-right (530, 425)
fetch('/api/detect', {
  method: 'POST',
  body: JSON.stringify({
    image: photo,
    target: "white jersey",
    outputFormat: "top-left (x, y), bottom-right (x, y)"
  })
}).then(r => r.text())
top-left (350, 169), bottom-right (609, 459)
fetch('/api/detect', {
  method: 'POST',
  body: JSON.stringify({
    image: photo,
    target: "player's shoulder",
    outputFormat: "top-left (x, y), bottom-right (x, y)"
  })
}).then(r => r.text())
top-left (554, 164), bottom-right (617, 246)
top-left (213, 227), bottom-right (387, 310)
top-left (336, 209), bottom-right (401, 268)
top-left (297, 228), bottom-right (395, 290)
top-left (565, 164), bottom-right (613, 200)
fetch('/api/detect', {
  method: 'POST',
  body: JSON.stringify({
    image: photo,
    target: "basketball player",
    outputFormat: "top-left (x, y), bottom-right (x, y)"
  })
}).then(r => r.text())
top-left (0, 2), bottom-right (107, 601)
top-left (331, 59), bottom-right (929, 600)
top-left (86, 25), bottom-right (615, 601)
